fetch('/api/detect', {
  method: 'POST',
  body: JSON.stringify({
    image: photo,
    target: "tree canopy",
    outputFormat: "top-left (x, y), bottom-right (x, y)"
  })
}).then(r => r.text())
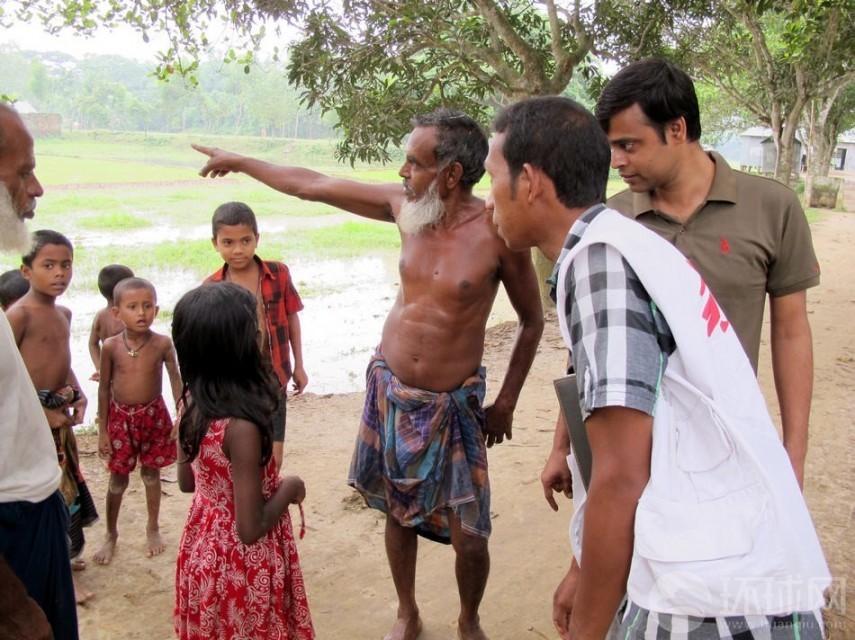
top-left (3, 0), bottom-right (853, 174)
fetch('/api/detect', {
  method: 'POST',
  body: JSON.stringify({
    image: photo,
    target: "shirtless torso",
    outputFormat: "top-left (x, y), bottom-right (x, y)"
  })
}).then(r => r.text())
top-left (8, 292), bottom-right (74, 393)
top-left (385, 201), bottom-right (518, 391)
top-left (100, 331), bottom-right (180, 405)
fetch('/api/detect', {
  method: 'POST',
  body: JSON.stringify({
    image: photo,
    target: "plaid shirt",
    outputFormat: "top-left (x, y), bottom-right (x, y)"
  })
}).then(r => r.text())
top-left (618, 602), bottom-right (824, 639)
top-left (550, 204), bottom-right (675, 420)
top-left (205, 257), bottom-right (303, 387)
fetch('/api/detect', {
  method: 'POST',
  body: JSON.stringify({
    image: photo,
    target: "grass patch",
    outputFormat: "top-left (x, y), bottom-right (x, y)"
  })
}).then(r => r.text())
top-left (804, 208), bottom-right (825, 224)
top-left (74, 239), bottom-right (221, 281)
top-left (75, 211), bottom-right (151, 231)
top-left (289, 221), bottom-right (400, 256)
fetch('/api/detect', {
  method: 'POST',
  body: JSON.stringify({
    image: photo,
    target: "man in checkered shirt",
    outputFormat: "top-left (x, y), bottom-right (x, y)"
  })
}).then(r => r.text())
top-left (484, 96), bottom-right (829, 639)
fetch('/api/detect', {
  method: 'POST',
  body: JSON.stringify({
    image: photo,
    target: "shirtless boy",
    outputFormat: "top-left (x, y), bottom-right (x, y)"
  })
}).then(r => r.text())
top-left (88, 264), bottom-right (134, 381)
top-left (7, 229), bottom-right (97, 604)
top-left (94, 277), bottom-right (182, 565)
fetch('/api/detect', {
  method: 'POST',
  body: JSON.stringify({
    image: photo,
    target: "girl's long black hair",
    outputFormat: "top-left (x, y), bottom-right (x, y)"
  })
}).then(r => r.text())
top-left (172, 282), bottom-right (280, 465)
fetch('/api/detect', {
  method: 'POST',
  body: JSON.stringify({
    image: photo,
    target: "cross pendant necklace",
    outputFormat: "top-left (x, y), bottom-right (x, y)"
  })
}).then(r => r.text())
top-left (122, 330), bottom-right (151, 358)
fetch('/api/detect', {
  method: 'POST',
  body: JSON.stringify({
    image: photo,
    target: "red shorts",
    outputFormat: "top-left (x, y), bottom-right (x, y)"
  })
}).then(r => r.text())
top-left (107, 396), bottom-right (177, 475)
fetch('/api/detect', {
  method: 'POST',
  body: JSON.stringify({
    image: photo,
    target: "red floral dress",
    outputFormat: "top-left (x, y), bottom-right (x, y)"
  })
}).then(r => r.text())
top-left (175, 418), bottom-right (314, 639)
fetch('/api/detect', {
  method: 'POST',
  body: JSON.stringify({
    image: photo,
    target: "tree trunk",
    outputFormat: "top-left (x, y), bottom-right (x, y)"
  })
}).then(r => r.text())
top-left (805, 86), bottom-right (844, 205)
top-left (774, 111), bottom-right (805, 186)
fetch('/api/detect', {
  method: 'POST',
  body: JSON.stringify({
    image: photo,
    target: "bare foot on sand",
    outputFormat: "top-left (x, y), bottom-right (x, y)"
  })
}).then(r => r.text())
top-left (146, 528), bottom-right (166, 557)
top-left (383, 615), bottom-right (422, 640)
top-left (71, 558), bottom-right (86, 571)
top-left (73, 574), bottom-right (93, 605)
top-left (93, 535), bottom-right (117, 566)
top-left (457, 617), bottom-right (489, 640)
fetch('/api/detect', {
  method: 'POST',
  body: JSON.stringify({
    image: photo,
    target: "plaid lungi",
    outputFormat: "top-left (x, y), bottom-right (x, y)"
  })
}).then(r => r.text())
top-left (348, 352), bottom-right (490, 542)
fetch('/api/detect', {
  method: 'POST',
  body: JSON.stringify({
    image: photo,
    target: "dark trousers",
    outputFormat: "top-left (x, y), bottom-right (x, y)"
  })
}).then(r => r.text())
top-left (0, 490), bottom-right (79, 640)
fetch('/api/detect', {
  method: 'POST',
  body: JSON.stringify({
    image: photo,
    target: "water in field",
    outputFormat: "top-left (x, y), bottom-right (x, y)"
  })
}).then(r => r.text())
top-left (66, 250), bottom-right (401, 413)
top-left (62, 230), bottom-right (517, 416)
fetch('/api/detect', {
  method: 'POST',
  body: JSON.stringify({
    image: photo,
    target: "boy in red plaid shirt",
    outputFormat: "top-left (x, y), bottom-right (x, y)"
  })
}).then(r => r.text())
top-left (205, 202), bottom-right (307, 471)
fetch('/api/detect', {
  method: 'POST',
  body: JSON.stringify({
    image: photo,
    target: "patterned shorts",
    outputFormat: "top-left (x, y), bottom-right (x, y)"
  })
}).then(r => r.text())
top-left (108, 396), bottom-right (177, 475)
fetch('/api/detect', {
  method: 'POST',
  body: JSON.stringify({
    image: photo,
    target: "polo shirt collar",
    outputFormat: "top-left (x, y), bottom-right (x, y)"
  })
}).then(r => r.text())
top-left (624, 150), bottom-right (738, 219)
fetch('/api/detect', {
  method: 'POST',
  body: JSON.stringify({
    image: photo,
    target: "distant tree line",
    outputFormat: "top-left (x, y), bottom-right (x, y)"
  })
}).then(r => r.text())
top-left (0, 46), bottom-right (337, 138)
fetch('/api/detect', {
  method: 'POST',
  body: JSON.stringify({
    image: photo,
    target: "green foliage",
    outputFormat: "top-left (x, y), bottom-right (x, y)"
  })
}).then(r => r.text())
top-left (287, 0), bottom-right (600, 163)
top-left (4, 0), bottom-right (610, 164)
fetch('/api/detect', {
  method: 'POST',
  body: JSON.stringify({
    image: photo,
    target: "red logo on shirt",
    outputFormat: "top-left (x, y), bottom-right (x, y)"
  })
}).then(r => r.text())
top-left (699, 279), bottom-right (730, 337)
top-left (720, 237), bottom-right (730, 253)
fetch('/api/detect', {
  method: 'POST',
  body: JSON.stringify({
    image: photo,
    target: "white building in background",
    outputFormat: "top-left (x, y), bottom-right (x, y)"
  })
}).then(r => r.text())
top-left (714, 127), bottom-right (802, 175)
top-left (832, 132), bottom-right (855, 171)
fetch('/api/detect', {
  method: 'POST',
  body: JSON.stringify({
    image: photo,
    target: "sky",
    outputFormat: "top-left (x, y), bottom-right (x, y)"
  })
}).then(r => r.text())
top-left (0, 20), bottom-right (166, 61)
top-left (1, 14), bottom-right (291, 63)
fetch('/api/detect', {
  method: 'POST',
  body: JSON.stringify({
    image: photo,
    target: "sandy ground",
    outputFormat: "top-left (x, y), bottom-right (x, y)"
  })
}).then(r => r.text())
top-left (73, 206), bottom-right (854, 640)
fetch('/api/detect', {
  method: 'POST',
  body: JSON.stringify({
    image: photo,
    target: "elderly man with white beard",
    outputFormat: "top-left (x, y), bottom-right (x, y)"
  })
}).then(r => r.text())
top-left (0, 103), bottom-right (79, 639)
top-left (194, 109), bottom-right (544, 640)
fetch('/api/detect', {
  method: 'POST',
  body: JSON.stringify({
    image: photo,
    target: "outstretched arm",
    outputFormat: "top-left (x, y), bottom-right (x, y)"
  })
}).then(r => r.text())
top-left (193, 144), bottom-right (402, 222)
top-left (770, 290), bottom-right (813, 489)
top-left (483, 247), bottom-right (544, 447)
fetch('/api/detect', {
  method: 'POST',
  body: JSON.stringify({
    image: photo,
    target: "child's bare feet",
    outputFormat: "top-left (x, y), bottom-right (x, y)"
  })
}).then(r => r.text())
top-left (383, 615), bottom-right (422, 640)
top-left (93, 535), bottom-right (117, 565)
top-left (146, 528), bottom-right (166, 557)
top-left (72, 573), bottom-right (93, 605)
top-left (71, 558), bottom-right (86, 571)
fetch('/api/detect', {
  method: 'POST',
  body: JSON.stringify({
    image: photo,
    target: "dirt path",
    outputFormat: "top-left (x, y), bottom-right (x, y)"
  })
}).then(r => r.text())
top-left (73, 209), bottom-right (854, 639)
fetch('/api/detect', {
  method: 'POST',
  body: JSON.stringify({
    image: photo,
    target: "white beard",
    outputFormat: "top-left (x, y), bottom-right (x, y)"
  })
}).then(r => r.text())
top-left (397, 180), bottom-right (446, 235)
top-left (0, 186), bottom-right (31, 255)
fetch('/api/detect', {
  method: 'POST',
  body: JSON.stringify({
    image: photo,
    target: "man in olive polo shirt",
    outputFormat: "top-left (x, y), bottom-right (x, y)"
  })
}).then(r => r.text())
top-left (595, 58), bottom-right (820, 488)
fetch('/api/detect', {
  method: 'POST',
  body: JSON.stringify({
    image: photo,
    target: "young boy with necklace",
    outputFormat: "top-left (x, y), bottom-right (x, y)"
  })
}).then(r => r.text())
top-left (204, 201), bottom-right (307, 472)
top-left (7, 229), bottom-right (98, 604)
top-left (93, 277), bottom-right (183, 565)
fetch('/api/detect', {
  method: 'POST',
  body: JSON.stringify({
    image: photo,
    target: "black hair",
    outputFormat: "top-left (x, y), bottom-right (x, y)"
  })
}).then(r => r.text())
top-left (0, 269), bottom-right (28, 308)
top-left (493, 96), bottom-right (610, 209)
top-left (411, 109), bottom-right (488, 189)
top-left (113, 277), bottom-right (157, 306)
top-left (172, 282), bottom-right (279, 465)
top-left (21, 229), bottom-right (73, 267)
top-left (97, 264), bottom-right (135, 301)
top-left (212, 201), bottom-right (259, 238)
top-left (595, 58), bottom-right (702, 143)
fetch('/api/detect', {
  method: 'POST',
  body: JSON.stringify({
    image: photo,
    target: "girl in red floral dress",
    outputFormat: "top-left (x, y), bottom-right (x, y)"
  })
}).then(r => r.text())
top-left (172, 283), bottom-right (314, 639)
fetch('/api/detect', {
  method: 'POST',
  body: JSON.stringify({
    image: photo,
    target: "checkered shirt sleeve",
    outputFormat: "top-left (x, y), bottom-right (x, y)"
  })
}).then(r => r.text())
top-left (562, 241), bottom-right (674, 419)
